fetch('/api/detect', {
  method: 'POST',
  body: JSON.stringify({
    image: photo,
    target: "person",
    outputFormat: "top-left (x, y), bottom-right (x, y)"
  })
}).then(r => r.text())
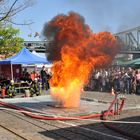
top-left (6, 80), bottom-right (16, 98)
top-left (30, 78), bottom-right (41, 97)
top-left (40, 66), bottom-right (47, 90)
top-left (30, 71), bottom-right (38, 81)
top-left (123, 72), bottom-right (131, 94)
top-left (26, 74), bottom-right (33, 85)
top-left (22, 68), bottom-right (30, 81)
top-left (46, 69), bottom-right (52, 90)
top-left (113, 74), bottom-right (120, 94)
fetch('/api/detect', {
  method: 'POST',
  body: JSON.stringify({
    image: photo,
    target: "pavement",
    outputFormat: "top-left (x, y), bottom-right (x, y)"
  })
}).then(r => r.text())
top-left (81, 91), bottom-right (140, 110)
top-left (0, 90), bottom-right (140, 117)
top-left (0, 94), bottom-right (109, 117)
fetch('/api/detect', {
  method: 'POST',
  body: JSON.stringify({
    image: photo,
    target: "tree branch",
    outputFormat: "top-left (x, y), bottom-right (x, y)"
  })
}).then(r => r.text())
top-left (0, 0), bottom-right (18, 22)
top-left (5, 19), bottom-right (34, 25)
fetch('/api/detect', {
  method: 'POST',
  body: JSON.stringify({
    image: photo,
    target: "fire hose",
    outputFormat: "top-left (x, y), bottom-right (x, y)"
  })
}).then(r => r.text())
top-left (0, 94), bottom-right (125, 120)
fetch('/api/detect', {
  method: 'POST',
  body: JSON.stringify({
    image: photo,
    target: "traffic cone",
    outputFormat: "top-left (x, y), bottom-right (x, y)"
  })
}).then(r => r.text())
top-left (111, 87), bottom-right (115, 96)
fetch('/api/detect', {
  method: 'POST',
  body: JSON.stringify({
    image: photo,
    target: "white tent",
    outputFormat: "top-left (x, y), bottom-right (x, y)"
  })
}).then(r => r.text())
top-left (31, 51), bottom-right (52, 68)
top-left (32, 50), bottom-right (46, 58)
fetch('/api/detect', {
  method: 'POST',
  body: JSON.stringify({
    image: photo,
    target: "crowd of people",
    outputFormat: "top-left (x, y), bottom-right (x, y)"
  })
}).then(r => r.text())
top-left (1, 65), bottom-right (140, 98)
top-left (0, 66), bottom-right (52, 98)
top-left (23, 66), bottom-right (140, 95)
top-left (85, 67), bottom-right (140, 95)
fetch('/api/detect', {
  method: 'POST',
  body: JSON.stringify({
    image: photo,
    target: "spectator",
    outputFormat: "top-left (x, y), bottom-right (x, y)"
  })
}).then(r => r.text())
top-left (22, 68), bottom-right (30, 81)
top-left (40, 66), bottom-right (47, 90)
top-left (46, 69), bottom-right (52, 90)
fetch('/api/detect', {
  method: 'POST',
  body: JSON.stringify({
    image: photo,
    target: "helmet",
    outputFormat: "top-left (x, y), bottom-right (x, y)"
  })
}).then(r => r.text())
top-left (10, 80), bottom-right (14, 85)
top-left (10, 80), bottom-right (14, 83)
top-left (34, 78), bottom-right (38, 81)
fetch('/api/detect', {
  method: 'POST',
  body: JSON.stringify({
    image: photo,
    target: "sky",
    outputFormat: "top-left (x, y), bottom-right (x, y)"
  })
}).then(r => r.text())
top-left (12, 0), bottom-right (140, 41)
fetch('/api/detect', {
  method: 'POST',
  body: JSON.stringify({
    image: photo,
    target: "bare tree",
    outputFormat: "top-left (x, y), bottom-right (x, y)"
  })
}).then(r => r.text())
top-left (0, 0), bottom-right (34, 25)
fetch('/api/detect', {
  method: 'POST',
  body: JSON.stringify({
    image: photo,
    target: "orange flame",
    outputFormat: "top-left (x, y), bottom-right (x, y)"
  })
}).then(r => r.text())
top-left (44, 12), bottom-right (119, 108)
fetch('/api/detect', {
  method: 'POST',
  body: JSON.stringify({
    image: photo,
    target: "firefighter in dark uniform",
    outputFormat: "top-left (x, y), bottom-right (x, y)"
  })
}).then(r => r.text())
top-left (7, 80), bottom-right (16, 98)
top-left (30, 78), bottom-right (41, 97)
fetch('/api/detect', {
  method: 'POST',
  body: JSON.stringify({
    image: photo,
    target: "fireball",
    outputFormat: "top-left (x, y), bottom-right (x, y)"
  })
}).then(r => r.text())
top-left (43, 12), bottom-right (119, 107)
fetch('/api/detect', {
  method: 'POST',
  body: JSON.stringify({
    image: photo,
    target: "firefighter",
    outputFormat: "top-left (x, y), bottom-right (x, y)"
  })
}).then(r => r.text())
top-left (7, 80), bottom-right (16, 98)
top-left (30, 78), bottom-right (41, 97)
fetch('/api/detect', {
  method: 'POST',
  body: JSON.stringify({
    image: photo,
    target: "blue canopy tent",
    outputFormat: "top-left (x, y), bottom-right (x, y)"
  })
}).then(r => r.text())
top-left (0, 48), bottom-right (50, 80)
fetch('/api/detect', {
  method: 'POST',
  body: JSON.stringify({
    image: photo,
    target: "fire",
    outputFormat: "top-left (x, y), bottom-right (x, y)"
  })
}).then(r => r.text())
top-left (43, 12), bottom-right (119, 107)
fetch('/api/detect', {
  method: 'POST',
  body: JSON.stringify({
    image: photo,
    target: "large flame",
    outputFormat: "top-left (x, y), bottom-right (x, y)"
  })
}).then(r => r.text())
top-left (43, 12), bottom-right (119, 107)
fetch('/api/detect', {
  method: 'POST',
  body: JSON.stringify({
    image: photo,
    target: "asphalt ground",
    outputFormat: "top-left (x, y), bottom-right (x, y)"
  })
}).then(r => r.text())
top-left (0, 90), bottom-right (139, 140)
top-left (1, 90), bottom-right (140, 119)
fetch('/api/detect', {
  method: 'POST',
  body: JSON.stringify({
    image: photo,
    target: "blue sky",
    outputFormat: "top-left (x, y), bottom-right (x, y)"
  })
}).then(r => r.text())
top-left (13, 0), bottom-right (140, 41)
